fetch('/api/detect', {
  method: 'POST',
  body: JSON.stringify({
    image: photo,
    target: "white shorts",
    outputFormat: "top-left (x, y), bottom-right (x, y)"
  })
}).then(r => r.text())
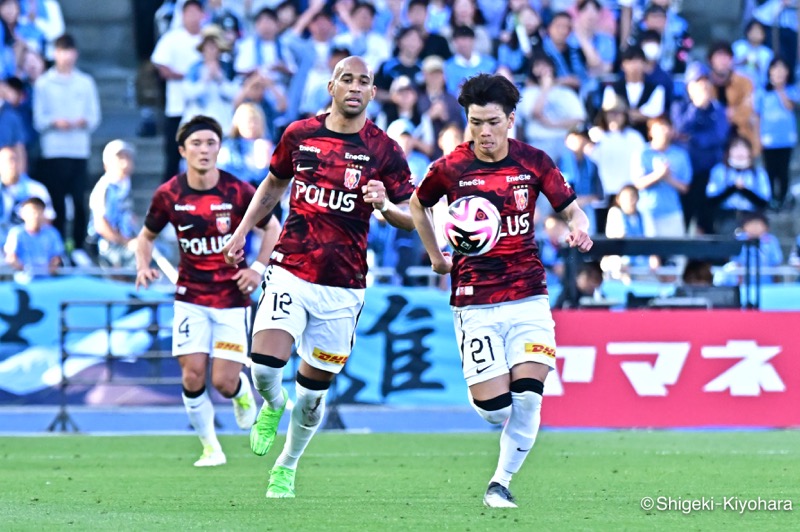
top-left (453, 297), bottom-right (556, 386)
top-left (173, 300), bottom-right (251, 364)
top-left (253, 265), bottom-right (365, 374)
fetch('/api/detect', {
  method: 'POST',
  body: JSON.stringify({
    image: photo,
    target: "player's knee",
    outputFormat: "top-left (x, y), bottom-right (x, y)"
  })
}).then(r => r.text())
top-left (472, 393), bottom-right (512, 425)
top-left (211, 372), bottom-right (240, 398)
top-left (295, 372), bottom-right (331, 427)
top-left (181, 368), bottom-right (205, 391)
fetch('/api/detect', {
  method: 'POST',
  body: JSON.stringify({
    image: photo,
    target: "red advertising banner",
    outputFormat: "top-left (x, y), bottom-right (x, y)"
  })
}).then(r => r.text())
top-left (544, 311), bottom-right (800, 428)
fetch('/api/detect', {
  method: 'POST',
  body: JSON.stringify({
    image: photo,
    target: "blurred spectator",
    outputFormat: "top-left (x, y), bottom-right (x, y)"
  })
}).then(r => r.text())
top-left (151, 0), bottom-right (203, 181)
top-left (0, 75), bottom-right (27, 170)
top-left (788, 233), bottom-right (800, 267)
top-left (218, 102), bottom-right (272, 187)
top-left (0, 144), bottom-right (53, 245)
top-left (18, 0), bottom-right (63, 61)
top-left (733, 19), bottom-right (774, 89)
top-left (518, 53), bottom-right (586, 163)
top-left (560, 125), bottom-right (602, 234)
top-left (682, 259), bottom-right (714, 286)
top-left (569, 0), bottom-right (616, 77)
top-left (442, 25), bottom-right (497, 96)
top-left (332, 0), bottom-right (391, 72)
top-left (387, 118), bottom-right (430, 185)
top-left (751, 0), bottom-right (798, 73)
top-left (283, 1), bottom-right (339, 120)
top-left (538, 213), bottom-right (569, 289)
top-left (426, 0), bottom-right (452, 35)
top-left (706, 135), bottom-right (771, 236)
top-left (87, 140), bottom-right (138, 268)
top-left (3, 195), bottom-right (63, 275)
top-left (2, 76), bottom-right (37, 168)
top-left (376, 75), bottom-right (435, 157)
top-left (717, 212), bottom-right (783, 286)
top-left (33, 33), bottom-right (100, 253)
top-left (637, 29), bottom-right (675, 111)
top-left (1, 0), bottom-right (45, 64)
top-left (416, 55), bottom-right (464, 159)
top-left (204, 0), bottom-right (243, 51)
top-left (636, 2), bottom-right (692, 75)
top-left (477, 0), bottom-right (509, 39)
top-left (374, 25), bottom-right (424, 103)
top-left (497, 5), bottom-right (545, 82)
top-left (406, 0), bottom-right (452, 60)
top-left (758, 56), bottom-right (798, 209)
top-left (441, 0), bottom-right (492, 56)
top-left (552, 260), bottom-right (605, 309)
top-left (585, 95), bottom-right (646, 230)
top-left (602, 45), bottom-right (666, 136)
top-left (603, 183), bottom-right (649, 278)
top-left (541, 11), bottom-right (587, 92)
top-left (672, 62), bottom-right (729, 234)
top-left (631, 115), bottom-right (691, 237)
top-left (182, 25), bottom-right (238, 132)
top-left (707, 41), bottom-right (760, 156)
top-left (291, 45), bottom-right (349, 120)
top-left (234, 7), bottom-right (294, 84)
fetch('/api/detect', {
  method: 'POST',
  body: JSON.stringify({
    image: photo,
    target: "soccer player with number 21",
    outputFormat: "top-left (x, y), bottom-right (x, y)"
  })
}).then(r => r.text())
top-left (410, 74), bottom-right (593, 508)
top-left (222, 56), bottom-right (415, 499)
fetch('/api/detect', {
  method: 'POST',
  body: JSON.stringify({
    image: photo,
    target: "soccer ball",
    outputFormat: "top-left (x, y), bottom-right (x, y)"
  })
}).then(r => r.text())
top-left (443, 195), bottom-right (502, 256)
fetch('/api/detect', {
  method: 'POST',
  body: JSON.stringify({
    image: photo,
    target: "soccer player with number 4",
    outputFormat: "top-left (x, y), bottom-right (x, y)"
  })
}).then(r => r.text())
top-left (410, 74), bottom-right (594, 508)
top-left (221, 56), bottom-right (415, 498)
top-left (135, 115), bottom-right (281, 467)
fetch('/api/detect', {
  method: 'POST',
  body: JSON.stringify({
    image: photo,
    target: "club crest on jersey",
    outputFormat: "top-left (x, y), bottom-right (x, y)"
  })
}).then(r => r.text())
top-left (344, 166), bottom-right (362, 190)
top-left (216, 214), bottom-right (231, 234)
top-left (513, 186), bottom-right (529, 210)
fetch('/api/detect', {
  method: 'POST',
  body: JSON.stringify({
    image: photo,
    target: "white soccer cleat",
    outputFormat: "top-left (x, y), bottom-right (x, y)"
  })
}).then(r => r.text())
top-left (483, 482), bottom-right (518, 508)
top-left (232, 377), bottom-right (258, 429)
top-left (193, 446), bottom-right (227, 467)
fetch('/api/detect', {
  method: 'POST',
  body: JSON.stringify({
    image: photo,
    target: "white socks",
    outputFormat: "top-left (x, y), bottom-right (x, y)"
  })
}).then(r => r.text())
top-left (182, 389), bottom-right (221, 451)
top-left (252, 363), bottom-right (286, 409)
top-left (274, 382), bottom-right (328, 470)
top-left (233, 371), bottom-right (251, 400)
top-left (491, 390), bottom-right (543, 488)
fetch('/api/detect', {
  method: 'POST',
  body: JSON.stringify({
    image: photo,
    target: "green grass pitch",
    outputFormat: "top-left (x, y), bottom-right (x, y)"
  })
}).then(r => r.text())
top-left (1, 431), bottom-right (798, 530)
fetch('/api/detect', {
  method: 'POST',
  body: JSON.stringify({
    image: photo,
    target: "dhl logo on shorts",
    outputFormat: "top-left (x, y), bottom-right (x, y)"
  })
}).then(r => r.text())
top-left (312, 347), bottom-right (349, 365)
top-left (214, 341), bottom-right (244, 353)
top-left (524, 343), bottom-right (556, 358)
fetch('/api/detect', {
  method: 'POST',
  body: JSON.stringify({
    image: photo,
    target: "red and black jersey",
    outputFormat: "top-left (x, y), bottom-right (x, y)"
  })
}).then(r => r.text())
top-left (269, 114), bottom-right (414, 288)
top-left (416, 138), bottom-right (577, 307)
top-left (144, 171), bottom-right (267, 309)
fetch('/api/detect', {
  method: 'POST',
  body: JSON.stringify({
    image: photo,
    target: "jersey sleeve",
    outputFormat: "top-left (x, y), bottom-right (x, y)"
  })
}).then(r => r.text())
top-left (415, 157), bottom-right (449, 208)
top-left (381, 139), bottom-right (414, 203)
top-left (269, 122), bottom-right (297, 180)
top-left (143, 184), bottom-right (171, 234)
top-left (537, 150), bottom-right (577, 213)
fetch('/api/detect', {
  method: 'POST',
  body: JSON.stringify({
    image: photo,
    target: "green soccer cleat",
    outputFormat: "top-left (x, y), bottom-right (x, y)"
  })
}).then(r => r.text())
top-left (266, 466), bottom-right (296, 498)
top-left (250, 388), bottom-right (288, 456)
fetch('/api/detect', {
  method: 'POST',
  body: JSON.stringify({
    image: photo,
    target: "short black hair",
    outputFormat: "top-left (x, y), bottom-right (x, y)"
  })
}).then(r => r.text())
top-left (621, 45), bottom-right (646, 62)
top-left (458, 74), bottom-right (520, 116)
top-left (255, 7), bottom-right (278, 21)
top-left (577, 0), bottom-right (601, 11)
top-left (176, 115), bottom-right (223, 146)
top-left (352, 1), bottom-right (376, 17)
top-left (21, 196), bottom-right (46, 210)
top-left (54, 34), bottom-right (77, 50)
top-left (707, 40), bottom-right (734, 60)
top-left (183, 0), bottom-right (204, 11)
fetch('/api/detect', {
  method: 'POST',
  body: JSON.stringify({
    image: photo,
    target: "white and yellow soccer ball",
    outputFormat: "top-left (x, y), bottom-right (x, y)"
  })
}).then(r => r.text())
top-left (442, 195), bottom-right (502, 256)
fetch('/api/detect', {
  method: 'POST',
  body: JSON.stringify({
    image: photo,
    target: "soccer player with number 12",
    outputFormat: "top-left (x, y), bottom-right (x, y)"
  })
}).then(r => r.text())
top-left (410, 74), bottom-right (594, 508)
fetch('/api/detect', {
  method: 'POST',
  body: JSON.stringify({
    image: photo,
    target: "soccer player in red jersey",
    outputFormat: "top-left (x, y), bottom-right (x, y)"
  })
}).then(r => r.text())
top-left (135, 115), bottom-right (281, 467)
top-left (410, 74), bottom-right (594, 508)
top-left (222, 56), bottom-right (415, 498)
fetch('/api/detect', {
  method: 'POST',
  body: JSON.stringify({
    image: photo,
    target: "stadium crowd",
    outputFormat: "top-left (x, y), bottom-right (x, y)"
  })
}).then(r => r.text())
top-left (1, 0), bottom-right (800, 290)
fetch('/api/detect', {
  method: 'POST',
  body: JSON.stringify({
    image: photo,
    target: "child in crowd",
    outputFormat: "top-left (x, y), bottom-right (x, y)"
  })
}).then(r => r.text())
top-left (603, 184), bottom-right (650, 279)
top-left (733, 19), bottom-right (774, 88)
top-left (706, 135), bottom-right (771, 236)
top-left (716, 212), bottom-right (783, 287)
top-left (4, 196), bottom-right (64, 276)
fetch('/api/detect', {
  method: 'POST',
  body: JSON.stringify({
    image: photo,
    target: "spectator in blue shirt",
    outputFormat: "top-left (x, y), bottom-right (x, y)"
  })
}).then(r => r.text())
top-left (218, 102), bottom-right (272, 188)
top-left (631, 115), bottom-right (691, 237)
top-left (541, 11), bottom-right (587, 93)
top-left (4, 195), bottom-right (63, 275)
top-left (758, 56), bottom-right (799, 209)
top-left (443, 25), bottom-right (497, 96)
top-left (672, 62), bottom-right (729, 234)
top-left (706, 135), bottom-right (771, 237)
top-left (0, 144), bottom-right (53, 245)
top-left (560, 125), bottom-right (602, 234)
top-left (733, 19), bottom-right (774, 89)
top-left (717, 212), bottom-right (784, 287)
top-left (87, 140), bottom-right (138, 268)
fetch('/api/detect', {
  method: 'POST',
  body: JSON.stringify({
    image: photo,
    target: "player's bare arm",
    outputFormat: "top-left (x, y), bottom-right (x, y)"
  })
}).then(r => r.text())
top-left (232, 215), bottom-right (281, 294)
top-left (559, 201), bottom-right (594, 252)
top-left (223, 173), bottom-right (289, 265)
top-left (410, 192), bottom-right (452, 274)
top-left (134, 226), bottom-right (161, 289)
top-left (362, 179), bottom-right (414, 231)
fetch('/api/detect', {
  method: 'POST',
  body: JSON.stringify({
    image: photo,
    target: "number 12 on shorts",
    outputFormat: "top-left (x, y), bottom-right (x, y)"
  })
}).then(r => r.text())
top-left (271, 292), bottom-right (292, 320)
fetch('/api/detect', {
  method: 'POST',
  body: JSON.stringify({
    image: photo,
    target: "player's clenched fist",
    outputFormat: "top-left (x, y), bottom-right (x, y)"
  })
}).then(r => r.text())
top-left (361, 179), bottom-right (387, 210)
top-left (566, 230), bottom-right (593, 252)
top-left (222, 232), bottom-right (246, 265)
